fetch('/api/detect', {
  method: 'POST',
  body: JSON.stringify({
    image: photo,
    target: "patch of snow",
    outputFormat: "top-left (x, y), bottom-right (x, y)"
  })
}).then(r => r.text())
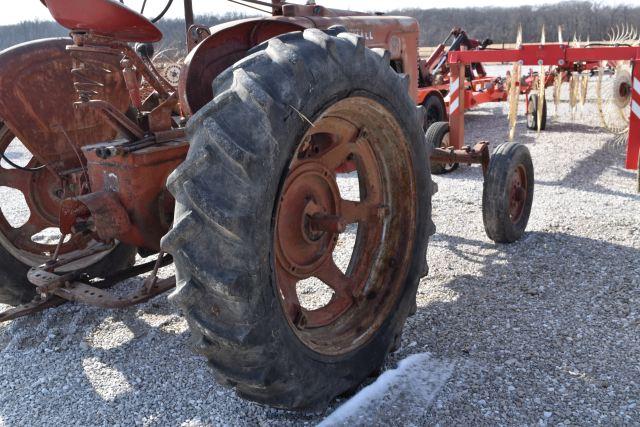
top-left (319, 353), bottom-right (454, 426)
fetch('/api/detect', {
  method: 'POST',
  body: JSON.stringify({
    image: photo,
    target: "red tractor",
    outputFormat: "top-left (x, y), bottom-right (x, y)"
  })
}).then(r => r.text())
top-left (0, 0), bottom-right (534, 408)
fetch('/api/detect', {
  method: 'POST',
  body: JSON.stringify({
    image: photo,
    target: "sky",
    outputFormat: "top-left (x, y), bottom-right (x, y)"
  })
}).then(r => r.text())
top-left (2, 0), bottom-right (633, 26)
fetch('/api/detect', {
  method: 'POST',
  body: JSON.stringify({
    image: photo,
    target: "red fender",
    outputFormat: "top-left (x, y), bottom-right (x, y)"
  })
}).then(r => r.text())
top-left (0, 38), bottom-right (129, 172)
top-left (179, 18), bottom-right (307, 116)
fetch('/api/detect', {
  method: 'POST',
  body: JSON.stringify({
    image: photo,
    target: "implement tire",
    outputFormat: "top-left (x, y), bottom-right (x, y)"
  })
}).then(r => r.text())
top-left (482, 142), bottom-right (534, 243)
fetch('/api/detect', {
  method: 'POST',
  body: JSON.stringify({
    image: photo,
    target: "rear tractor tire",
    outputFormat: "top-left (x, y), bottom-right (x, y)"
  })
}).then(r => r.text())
top-left (162, 29), bottom-right (434, 409)
top-left (426, 121), bottom-right (459, 175)
top-left (0, 123), bottom-right (136, 306)
top-left (482, 142), bottom-right (534, 243)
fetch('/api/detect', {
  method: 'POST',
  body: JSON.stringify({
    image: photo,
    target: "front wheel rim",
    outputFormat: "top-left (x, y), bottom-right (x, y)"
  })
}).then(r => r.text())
top-left (509, 164), bottom-right (528, 223)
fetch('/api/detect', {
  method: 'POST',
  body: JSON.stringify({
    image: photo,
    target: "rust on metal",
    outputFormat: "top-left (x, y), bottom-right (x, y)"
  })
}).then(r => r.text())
top-left (59, 191), bottom-right (132, 242)
top-left (0, 38), bottom-right (129, 173)
top-left (0, 296), bottom-right (66, 323)
top-left (509, 164), bottom-right (528, 223)
top-left (273, 97), bottom-right (416, 355)
top-left (0, 0), bottom-right (433, 322)
top-left (0, 124), bottom-right (97, 261)
top-left (180, 14), bottom-right (420, 116)
top-left (46, 0), bottom-right (163, 43)
top-left (54, 277), bottom-right (175, 308)
top-left (431, 142), bottom-right (491, 176)
top-left (26, 265), bottom-right (175, 309)
top-left (80, 139), bottom-right (189, 250)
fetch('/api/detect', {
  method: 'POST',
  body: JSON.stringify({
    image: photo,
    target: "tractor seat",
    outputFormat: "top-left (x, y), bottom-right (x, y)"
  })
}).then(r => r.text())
top-left (45, 0), bottom-right (162, 43)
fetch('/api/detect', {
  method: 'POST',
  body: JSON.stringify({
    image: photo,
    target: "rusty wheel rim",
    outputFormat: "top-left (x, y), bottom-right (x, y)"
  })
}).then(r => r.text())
top-left (273, 97), bottom-right (417, 356)
top-left (509, 164), bottom-right (528, 223)
top-left (0, 125), bottom-right (111, 269)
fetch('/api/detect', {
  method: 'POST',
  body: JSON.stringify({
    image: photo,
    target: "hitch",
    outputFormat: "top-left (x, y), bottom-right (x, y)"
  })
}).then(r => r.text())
top-left (0, 254), bottom-right (175, 322)
top-left (431, 142), bottom-right (491, 176)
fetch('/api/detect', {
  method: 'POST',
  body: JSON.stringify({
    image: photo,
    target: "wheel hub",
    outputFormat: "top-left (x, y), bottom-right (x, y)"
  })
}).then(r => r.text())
top-left (509, 164), bottom-right (527, 223)
top-left (275, 162), bottom-right (341, 277)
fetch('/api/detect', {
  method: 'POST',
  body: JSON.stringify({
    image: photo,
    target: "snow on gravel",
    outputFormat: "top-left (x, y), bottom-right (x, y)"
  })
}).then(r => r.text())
top-left (1, 75), bottom-right (639, 426)
top-left (318, 353), bottom-right (454, 427)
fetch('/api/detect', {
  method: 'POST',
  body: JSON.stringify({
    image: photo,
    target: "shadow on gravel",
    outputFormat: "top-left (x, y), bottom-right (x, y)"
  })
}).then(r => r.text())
top-left (538, 121), bottom-right (603, 134)
top-left (536, 135), bottom-right (640, 200)
top-left (0, 277), bottom-right (333, 425)
top-left (1, 229), bottom-right (638, 425)
top-left (403, 230), bottom-right (640, 422)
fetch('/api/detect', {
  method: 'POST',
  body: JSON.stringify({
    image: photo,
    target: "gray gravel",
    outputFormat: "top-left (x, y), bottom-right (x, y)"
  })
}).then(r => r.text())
top-left (1, 74), bottom-right (639, 426)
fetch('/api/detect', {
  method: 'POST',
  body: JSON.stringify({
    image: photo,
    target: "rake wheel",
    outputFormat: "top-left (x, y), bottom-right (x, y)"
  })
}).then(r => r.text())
top-left (526, 93), bottom-right (547, 131)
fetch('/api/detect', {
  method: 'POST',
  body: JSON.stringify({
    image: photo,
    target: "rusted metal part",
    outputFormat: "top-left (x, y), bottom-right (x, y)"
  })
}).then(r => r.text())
top-left (60, 191), bottom-right (132, 242)
top-left (281, 3), bottom-right (368, 17)
top-left (53, 277), bottom-right (175, 308)
top-left (78, 139), bottom-right (189, 250)
top-left (184, 0), bottom-right (195, 39)
top-left (179, 19), bottom-right (305, 116)
top-left (26, 262), bottom-right (174, 309)
top-left (0, 254), bottom-right (172, 323)
top-left (143, 251), bottom-right (165, 292)
top-left (186, 25), bottom-right (210, 53)
top-left (76, 100), bottom-right (145, 140)
top-left (308, 213), bottom-right (347, 234)
top-left (27, 268), bottom-right (77, 295)
top-left (181, 14), bottom-right (420, 116)
top-left (273, 97), bottom-right (415, 356)
top-left (0, 296), bottom-right (66, 323)
top-left (431, 142), bottom-right (490, 176)
top-left (121, 57), bottom-right (143, 110)
top-left (46, 0), bottom-right (162, 43)
top-left (148, 93), bottom-right (179, 133)
top-left (44, 243), bottom-right (114, 272)
top-left (0, 38), bottom-right (129, 173)
top-left (0, 124), bottom-right (99, 261)
top-left (509, 164), bottom-right (528, 223)
top-left (68, 37), bottom-right (171, 100)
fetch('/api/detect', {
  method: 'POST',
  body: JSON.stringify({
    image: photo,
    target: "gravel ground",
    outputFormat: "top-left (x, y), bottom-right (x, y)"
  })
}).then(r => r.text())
top-left (1, 72), bottom-right (639, 426)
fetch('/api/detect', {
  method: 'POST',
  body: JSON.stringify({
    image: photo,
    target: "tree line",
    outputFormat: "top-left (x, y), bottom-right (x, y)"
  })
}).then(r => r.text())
top-left (0, 2), bottom-right (638, 55)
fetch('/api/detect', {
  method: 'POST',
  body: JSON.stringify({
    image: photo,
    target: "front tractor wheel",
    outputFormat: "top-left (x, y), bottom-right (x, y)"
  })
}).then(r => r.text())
top-left (162, 29), bottom-right (434, 409)
top-left (421, 94), bottom-right (446, 132)
top-left (482, 142), bottom-right (534, 243)
top-left (426, 121), bottom-right (459, 175)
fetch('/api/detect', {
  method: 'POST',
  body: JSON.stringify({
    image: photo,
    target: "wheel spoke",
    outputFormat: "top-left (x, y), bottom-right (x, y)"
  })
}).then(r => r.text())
top-left (276, 269), bottom-right (303, 322)
top-left (301, 118), bottom-right (362, 171)
top-left (314, 257), bottom-right (353, 297)
top-left (0, 167), bottom-right (32, 193)
top-left (341, 199), bottom-right (385, 224)
top-left (16, 214), bottom-right (49, 241)
top-left (315, 139), bottom-right (356, 171)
